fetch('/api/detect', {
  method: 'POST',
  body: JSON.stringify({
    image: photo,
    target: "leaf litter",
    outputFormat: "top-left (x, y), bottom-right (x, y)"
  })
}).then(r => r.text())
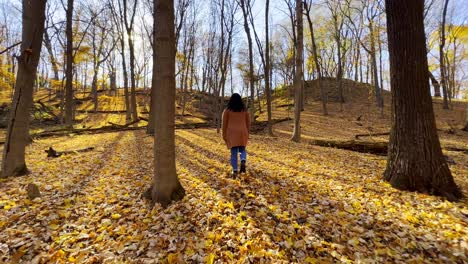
top-left (0, 128), bottom-right (466, 263)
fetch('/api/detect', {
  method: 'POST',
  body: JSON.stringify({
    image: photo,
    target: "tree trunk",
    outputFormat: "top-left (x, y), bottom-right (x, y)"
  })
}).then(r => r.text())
top-left (149, 0), bottom-right (185, 207)
top-left (1, 0), bottom-right (47, 177)
top-left (440, 0), bottom-right (450, 109)
top-left (110, 68), bottom-right (117, 95)
top-left (128, 32), bottom-right (138, 122)
top-left (64, 0), bottom-right (74, 128)
top-left (43, 30), bottom-right (59, 82)
top-left (384, 0), bottom-right (462, 201)
top-left (147, 85), bottom-right (155, 134)
top-left (265, 0), bottom-right (273, 136)
top-left (369, 20), bottom-right (383, 109)
top-left (239, 0), bottom-right (255, 125)
top-left (305, 1), bottom-right (327, 116)
top-left (92, 70), bottom-right (99, 111)
top-left (428, 71), bottom-right (441, 97)
top-left (291, 0), bottom-right (303, 142)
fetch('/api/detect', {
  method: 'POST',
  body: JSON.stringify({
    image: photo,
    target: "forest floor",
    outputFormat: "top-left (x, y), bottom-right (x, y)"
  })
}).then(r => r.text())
top-left (0, 86), bottom-right (467, 263)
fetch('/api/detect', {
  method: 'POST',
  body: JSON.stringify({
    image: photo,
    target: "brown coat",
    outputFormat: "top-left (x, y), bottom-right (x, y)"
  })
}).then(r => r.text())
top-left (222, 109), bottom-right (250, 149)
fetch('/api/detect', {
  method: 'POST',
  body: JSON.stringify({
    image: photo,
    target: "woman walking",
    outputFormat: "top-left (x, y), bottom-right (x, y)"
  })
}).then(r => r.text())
top-left (222, 93), bottom-right (250, 176)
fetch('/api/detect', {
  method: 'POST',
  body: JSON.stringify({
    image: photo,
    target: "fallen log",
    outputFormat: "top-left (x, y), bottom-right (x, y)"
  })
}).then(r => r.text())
top-left (251, 117), bottom-right (292, 133)
top-left (311, 139), bottom-right (468, 156)
top-left (310, 139), bottom-right (388, 156)
top-left (444, 146), bottom-right (468, 154)
top-left (29, 122), bottom-right (214, 139)
top-left (355, 127), bottom-right (454, 139)
top-left (107, 119), bottom-right (141, 128)
top-left (355, 132), bottom-right (390, 139)
top-left (45, 146), bottom-right (95, 157)
top-left (76, 109), bottom-right (127, 114)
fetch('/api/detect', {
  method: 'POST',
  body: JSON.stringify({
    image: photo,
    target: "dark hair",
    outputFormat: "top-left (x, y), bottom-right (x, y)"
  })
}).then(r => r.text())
top-left (226, 93), bottom-right (245, 112)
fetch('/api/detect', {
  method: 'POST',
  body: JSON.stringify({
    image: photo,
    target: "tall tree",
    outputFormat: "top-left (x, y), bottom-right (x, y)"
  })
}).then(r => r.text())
top-left (149, 0), bottom-right (185, 206)
top-left (326, 0), bottom-right (346, 110)
top-left (120, 0), bottom-right (139, 122)
top-left (439, 0), bottom-right (450, 109)
top-left (238, 0), bottom-right (255, 125)
top-left (384, 0), bottom-right (462, 201)
top-left (1, 0), bottom-right (47, 177)
top-left (64, 0), bottom-right (74, 128)
top-left (304, 0), bottom-right (328, 115)
top-left (264, 0), bottom-right (273, 135)
top-left (291, 0), bottom-right (303, 142)
top-left (247, 0), bottom-right (272, 134)
top-left (110, 0), bottom-right (132, 121)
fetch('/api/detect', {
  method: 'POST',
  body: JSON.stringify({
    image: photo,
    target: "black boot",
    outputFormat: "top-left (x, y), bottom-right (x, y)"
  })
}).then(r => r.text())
top-left (240, 160), bottom-right (246, 173)
top-left (231, 170), bottom-right (238, 178)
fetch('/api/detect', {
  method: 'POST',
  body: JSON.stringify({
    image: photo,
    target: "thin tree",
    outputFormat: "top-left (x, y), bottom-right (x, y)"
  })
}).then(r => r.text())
top-left (264, 0), bottom-right (273, 135)
top-left (291, 0), bottom-right (303, 142)
top-left (439, 0), bottom-right (450, 109)
top-left (149, 0), bottom-right (185, 206)
top-left (120, 0), bottom-right (139, 122)
top-left (238, 0), bottom-right (255, 125)
top-left (64, 0), bottom-right (74, 128)
top-left (384, 0), bottom-right (462, 201)
top-left (245, 0), bottom-right (272, 134)
top-left (110, 0), bottom-right (132, 121)
top-left (304, 0), bottom-right (327, 115)
top-left (1, 0), bottom-right (47, 177)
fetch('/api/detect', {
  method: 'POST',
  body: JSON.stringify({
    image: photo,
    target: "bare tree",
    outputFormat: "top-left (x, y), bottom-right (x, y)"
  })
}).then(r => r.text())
top-left (149, 0), bottom-right (185, 207)
top-left (110, 0), bottom-right (132, 121)
top-left (238, 0), bottom-right (255, 125)
top-left (304, 0), bottom-right (328, 115)
top-left (439, 0), bottom-right (450, 109)
top-left (64, 0), bottom-right (74, 128)
top-left (1, 0), bottom-right (47, 177)
top-left (119, 0), bottom-right (139, 122)
top-left (291, 0), bottom-right (303, 142)
top-left (384, 0), bottom-right (462, 201)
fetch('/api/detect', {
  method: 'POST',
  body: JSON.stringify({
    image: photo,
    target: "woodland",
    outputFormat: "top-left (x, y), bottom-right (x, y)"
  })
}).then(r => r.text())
top-left (0, 0), bottom-right (467, 263)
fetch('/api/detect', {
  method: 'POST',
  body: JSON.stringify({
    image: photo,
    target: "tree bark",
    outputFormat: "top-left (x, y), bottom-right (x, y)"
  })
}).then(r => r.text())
top-left (64, 0), bottom-right (74, 128)
top-left (43, 30), bottom-right (59, 82)
top-left (150, 0), bottom-right (185, 207)
top-left (121, 39), bottom-right (132, 121)
top-left (291, 0), bottom-right (303, 142)
top-left (384, 0), bottom-right (462, 201)
top-left (128, 32), bottom-right (138, 122)
top-left (304, 1), bottom-right (327, 116)
top-left (239, 0), bottom-right (255, 125)
top-left (428, 71), bottom-right (441, 97)
top-left (1, 0), bottom-right (47, 177)
top-left (369, 20), bottom-right (383, 109)
top-left (440, 0), bottom-right (450, 109)
top-left (122, 0), bottom-right (139, 122)
top-left (265, 0), bottom-right (273, 135)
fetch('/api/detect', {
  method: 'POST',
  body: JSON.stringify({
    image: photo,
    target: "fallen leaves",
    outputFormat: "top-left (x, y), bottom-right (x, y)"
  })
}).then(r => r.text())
top-left (0, 129), bottom-right (466, 263)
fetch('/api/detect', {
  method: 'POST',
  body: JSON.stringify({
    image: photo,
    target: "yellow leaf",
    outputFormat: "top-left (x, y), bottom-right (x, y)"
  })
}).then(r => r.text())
top-left (205, 253), bottom-right (215, 264)
top-left (111, 213), bottom-right (121, 219)
top-left (167, 253), bottom-right (183, 264)
top-left (49, 223), bottom-right (60, 230)
top-left (405, 213), bottom-right (419, 224)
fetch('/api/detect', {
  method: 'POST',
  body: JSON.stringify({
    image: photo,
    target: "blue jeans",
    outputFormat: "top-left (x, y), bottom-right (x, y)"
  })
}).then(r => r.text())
top-left (230, 146), bottom-right (246, 171)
